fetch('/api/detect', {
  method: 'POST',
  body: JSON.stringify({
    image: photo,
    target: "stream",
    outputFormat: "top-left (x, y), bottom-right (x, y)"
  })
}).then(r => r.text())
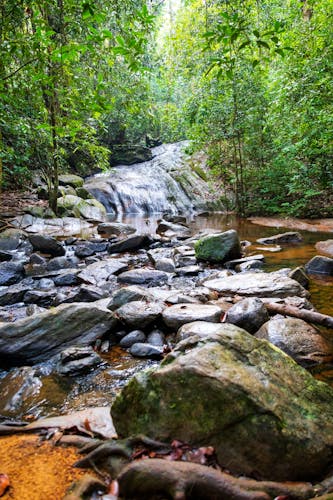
top-left (1, 142), bottom-right (333, 425)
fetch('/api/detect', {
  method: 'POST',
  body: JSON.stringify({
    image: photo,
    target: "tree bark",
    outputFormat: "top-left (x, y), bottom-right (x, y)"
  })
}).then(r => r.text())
top-left (264, 302), bottom-right (333, 329)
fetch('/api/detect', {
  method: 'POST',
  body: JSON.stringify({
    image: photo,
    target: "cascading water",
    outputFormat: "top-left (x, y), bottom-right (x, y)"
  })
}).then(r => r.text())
top-left (84, 142), bottom-right (213, 216)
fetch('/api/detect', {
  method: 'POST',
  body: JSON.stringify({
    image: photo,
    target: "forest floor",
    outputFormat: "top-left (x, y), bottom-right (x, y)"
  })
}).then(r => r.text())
top-left (0, 434), bottom-right (87, 499)
top-left (0, 191), bottom-right (47, 219)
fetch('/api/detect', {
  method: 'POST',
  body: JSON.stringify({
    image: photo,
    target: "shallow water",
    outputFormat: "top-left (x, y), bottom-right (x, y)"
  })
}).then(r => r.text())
top-left (2, 212), bottom-right (333, 419)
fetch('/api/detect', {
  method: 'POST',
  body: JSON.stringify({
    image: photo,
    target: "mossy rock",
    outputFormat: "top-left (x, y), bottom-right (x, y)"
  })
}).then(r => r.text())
top-left (58, 174), bottom-right (84, 188)
top-left (57, 195), bottom-right (106, 221)
top-left (194, 229), bottom-right (241, 262)
top-left (112, 323), bottom-right (333, 482)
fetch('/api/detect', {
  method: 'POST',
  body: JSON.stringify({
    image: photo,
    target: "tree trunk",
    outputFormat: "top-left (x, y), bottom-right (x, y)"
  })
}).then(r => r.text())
top-left (265, 302), bottom-right (333, 329)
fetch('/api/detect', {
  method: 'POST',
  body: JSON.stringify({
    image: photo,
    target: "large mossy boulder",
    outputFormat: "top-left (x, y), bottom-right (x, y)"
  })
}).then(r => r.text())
top-left (112, 323), bottom-right (333, 481)
top-left (194, 230), bottom-right (241, 263)
top-left (58, 174), bottom-right (84, 188)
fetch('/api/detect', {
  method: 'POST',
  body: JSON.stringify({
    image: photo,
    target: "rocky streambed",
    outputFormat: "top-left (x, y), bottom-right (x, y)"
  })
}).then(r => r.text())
top-left (1, 210), bottom-right (333, 499)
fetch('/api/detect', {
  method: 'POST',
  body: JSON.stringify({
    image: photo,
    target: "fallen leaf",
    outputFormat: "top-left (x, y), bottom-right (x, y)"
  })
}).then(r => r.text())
top-left (0, 474), bottom-right (10, 497)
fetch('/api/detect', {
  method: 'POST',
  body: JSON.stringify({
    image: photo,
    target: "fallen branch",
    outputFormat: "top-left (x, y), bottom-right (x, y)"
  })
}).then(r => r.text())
top-left (117, 459), bottom-right (315, 500)
top-left (264, 302), bottom-right (333, 329)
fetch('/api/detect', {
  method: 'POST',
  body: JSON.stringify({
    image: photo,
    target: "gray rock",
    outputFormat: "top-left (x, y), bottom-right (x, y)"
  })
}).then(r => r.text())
top-left (53, 270), bottom-right (80, 286)
top-left (47, 256), bottom-right (79, 271)
top-left (147, 329), bottom-right (165, 346)
top-left (204, 272), bottom-right (309, 298)
top-left (116, 301), bottom-right (164, 329)
top-left (174, 254), bottom-right (197, 267)
top-left (176, 321), bottom-right (224, 343)
top-left (256, 232), bottom-right (303, 244)
top-left (0, 250), bottom-right (13, 262)
top-left (57, 346), bottom-right (103, 375)
top-left (157, 220), bottom-right (191, 239)
top-left (108, 235), bottom-right (151, 254)
top-left (0, 283), bottom-right (32, 306)
top-left (162, 303), bottom-right (221, 329)
top-left (305, 255), bottom-right (333, 276)
top-left (194, 230), bottom-right (241, 263)
top-left (28, 234), bottom-right (65, 257)
top-left (97, 222), bottom-right (136, 237)
top-left (0, 262), bottom-right (25, 285)
top-left (78, 259), bottom-right (128, 286)
top-left (65, 285), bottom-right (108, 303)
top-left (175, 265), bottom-right (201, 276)
top-left (235, 260), bottom-right (264, 272)
top-left (119, 330), bottom-right (146, 348)
top-left (112, 324), bottom-right (333, 481)
top-left (108, 285), bottom-right (154, 311)
top-left (255, 317), bottom-right (333, 367)
top-left (225, 298), bottom-right (269, 334)
top-left (74, 243), bottom-right (96, 258)
top-left (0, 235), bottom-right (22, 251)
top-left (129, 343), bottom-right (163, 359)
top-left (117, 269), bottom-right (169, 285)
top-left (225, 254), bottom-right (265, 269)
top-left (0, 300), bottom-right (117, 365)
top-left (154, 258), bottom-right (175, 273)
top-left (30, 253), bottom-right (47, 265)
top-left (23, 289), bottom-right (57, 307)
top-left (147, 247), bottom-right (173, 264)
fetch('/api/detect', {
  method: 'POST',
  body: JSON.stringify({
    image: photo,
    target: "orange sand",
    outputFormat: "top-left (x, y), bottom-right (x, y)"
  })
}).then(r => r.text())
top-left (0, 434), bottom-right (88, 500)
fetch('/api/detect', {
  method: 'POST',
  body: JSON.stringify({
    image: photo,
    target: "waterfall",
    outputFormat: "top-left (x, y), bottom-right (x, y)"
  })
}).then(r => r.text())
top-left (84, 142), bottom-right (212, 216)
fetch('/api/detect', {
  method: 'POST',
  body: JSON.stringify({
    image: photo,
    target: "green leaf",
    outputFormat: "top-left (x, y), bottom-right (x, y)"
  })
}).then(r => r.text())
top-left (257, 40), bottom-right (270, 50)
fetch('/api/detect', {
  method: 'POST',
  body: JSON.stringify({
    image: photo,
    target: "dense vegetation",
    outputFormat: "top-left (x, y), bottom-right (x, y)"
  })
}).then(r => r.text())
top-left (1, 0), bottom-right (332, 216)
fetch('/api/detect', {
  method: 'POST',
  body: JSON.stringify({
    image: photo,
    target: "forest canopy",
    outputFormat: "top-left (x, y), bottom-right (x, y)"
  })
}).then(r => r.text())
top-left (0, 0), bottom-right (332, 216)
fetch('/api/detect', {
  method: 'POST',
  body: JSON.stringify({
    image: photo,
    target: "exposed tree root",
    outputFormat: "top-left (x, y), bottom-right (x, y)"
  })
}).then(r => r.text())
top-left (117, 459), bottom-right (315, 500)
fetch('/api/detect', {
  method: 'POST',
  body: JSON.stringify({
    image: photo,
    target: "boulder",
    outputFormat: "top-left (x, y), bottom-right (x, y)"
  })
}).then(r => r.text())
top-left (147, 329), bottom-right (165, 346)
top-left (255, 317), bottom-right (333, 367)
top-left (28, 234), bottom-right (65, 257)
top-left (59, 174), bottom-right (84, 188)
top-left (108, 235), bottom-right (151, 254)
top-left (176, 321), bottom-right (222, 343)
top-left (154, 258), bottom-right (176, 273)
top-left (204, 272), bottom-right (309, 299)
top-left (0, 282), bottom-right (32, 306)
top-left (305, 255), bottom-right (333, 276)
top-left (225, 298), bottom-right (269, 334)
top-left (156, 220), bottom-right (191, 239)
top-left (116, 301), bottom-right (164, 329)
top-left (119, 330), bottom-right (146, 348)
top-left (194, 230), bottom-right (241, 263)
top-left (0, 300), bottom-right (117, 366)
top-left (57, 346), bottom-right (103, 375)
top-left (256, 232), bottom-right (303, 244)
top-left (0, 262), bottom-right (25, 286)
top-left (117, 269), bottom-right (169, 285)
top-left (112, 324), bottom-right (333, 481)
top-left (162, 303), bottom-right (221, 329)
top-left (289, 266), bottom-right (309, 289)
top-left (109, 144), bottom-right (152, 166)
top-left (57, 195), bottom-right (106, 221)
top-left (129, 343), bottom-right (163, 359)
top-left (108, 285), bottom-right (154, 311)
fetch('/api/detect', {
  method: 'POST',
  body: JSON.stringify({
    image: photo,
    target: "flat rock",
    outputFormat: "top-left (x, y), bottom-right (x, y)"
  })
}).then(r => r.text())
top-left (0, 300), bottom-right (117, 366)
top-left (108, 285), bottom-right (154, 310)
top-left (116, 301), bottom-right (164, 328)
top-left (28, 234), bottom-right (65, 256)
top-left (78, 259), bottom-right (128, 286)
top-left (162, 303), bottom-right (221, 329)
top-left (204, 272), bottom-right (309, 298)
top-left (57, 346), bottom-right (103, 375)
top-left (112, 325), bottom-right (333, 481)
top-left (117, 269), bottom-right (169, 285)
top-left (108, 235), bottom-right (151, 254)
top-left (97, 222), bottom-right (136, 237)
top-left (256, 232), bottom-right (303, 245)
